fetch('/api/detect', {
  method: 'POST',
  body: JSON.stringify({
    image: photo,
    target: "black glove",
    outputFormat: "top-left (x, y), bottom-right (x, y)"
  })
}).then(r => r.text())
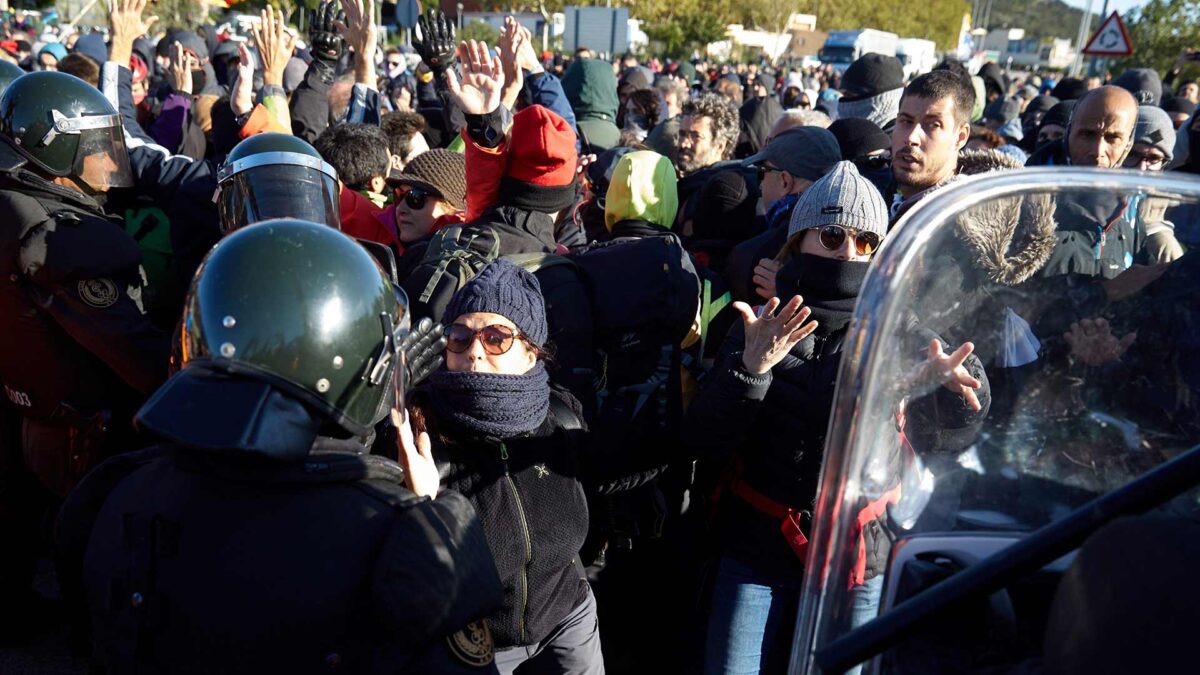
top-left (308, 0), bottom-right (346, 63)
top-left (400, 317), bottom-right (447, 393)
top-left (413, 9), bottom-right (456, 78)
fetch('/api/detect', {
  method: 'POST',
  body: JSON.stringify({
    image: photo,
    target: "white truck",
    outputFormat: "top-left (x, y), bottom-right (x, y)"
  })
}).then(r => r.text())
top-left (896, 38), bottom-right (938, 79)
top-left (819, 29), bottom-right (898, 72)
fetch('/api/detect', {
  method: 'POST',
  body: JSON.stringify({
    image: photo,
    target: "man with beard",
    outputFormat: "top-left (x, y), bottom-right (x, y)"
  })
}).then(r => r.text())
top-left (674, 92), bottom-right (743, 229)
top-left (889, 70), bottom-right (975, 225)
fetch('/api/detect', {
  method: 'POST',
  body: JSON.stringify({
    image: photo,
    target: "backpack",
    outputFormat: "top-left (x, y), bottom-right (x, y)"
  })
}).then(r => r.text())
top-left (401, 225), bottom-right (501, 321)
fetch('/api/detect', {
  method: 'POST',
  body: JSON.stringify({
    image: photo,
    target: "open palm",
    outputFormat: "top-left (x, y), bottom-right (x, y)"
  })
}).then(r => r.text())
top-left (446, 40), bottom-right (504, 115)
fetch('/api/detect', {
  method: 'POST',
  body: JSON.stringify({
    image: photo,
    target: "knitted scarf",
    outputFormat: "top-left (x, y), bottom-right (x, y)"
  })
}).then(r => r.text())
top-left (429, 362), bottom-right (550, 438)
top-left (766, 192), bottom-right (803, 231)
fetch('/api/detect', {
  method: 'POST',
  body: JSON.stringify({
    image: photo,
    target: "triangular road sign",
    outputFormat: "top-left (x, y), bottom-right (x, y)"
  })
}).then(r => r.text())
top-left (1083, 11), bottom-right (1133, 57)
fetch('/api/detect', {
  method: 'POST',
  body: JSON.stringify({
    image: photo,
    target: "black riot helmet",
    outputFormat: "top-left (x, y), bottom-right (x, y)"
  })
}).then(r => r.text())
top-left (136, 219), bottom-right (411, 460)
top-left (0, 71), bottom-right (134, 191)
top-left (216, 133), bottom-right (340, 233)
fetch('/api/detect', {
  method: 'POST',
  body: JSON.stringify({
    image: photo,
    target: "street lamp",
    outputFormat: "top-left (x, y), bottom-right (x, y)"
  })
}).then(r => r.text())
top-left (457, 3), bottom-right (464, 31)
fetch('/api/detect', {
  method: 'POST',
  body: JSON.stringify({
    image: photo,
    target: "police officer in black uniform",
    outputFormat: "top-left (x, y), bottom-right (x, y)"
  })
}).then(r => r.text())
top-left (0, 71), bottom-right (168, 637)
top-left (56, 219), bottom-right (503, 674)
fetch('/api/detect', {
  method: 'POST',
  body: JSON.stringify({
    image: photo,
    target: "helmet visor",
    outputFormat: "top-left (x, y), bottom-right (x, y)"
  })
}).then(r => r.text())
top-left (217, 163), bottom-right (340, 233)
top-left (71, 123), bottom-right (134, 190)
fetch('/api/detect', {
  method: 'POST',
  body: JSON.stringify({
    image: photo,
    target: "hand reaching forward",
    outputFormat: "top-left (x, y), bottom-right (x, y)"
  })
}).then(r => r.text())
top-left (1065, 318), bottom-right (1136, 367)
top-left (393, 407), bottom-right (438, 499)
top-left (924, 340), bottom-right (983, 412)
top-left (445, 40), bottom-right (504, 116)
top-left (735, 295), bottom-right (818, 376)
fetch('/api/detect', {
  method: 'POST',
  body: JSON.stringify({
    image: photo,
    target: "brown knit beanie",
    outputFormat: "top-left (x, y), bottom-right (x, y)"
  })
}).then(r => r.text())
top-left (388, 149), bottom-right (467, 211)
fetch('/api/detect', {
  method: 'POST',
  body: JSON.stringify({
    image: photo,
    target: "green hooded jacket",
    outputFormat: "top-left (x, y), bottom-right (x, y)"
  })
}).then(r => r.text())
top-left (605, 150), bottom-right (679, 231)
top-left (563, 58), bottom-right (621, 152)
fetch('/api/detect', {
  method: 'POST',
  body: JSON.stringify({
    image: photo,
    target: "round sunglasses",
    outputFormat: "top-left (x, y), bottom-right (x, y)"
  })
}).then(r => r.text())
top-left (445, 324), bottom-right (526, 355)
top-left (818, 224), bottom-right (881, 256)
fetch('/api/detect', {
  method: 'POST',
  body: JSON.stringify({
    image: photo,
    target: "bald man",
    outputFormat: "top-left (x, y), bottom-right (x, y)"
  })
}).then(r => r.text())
top-left (1027, 86), bottom-right (1139, 168)
top-left (1035, 86), bottom-right (1150, 279)
top-left (1067, 86), bottom-right (1139, 167)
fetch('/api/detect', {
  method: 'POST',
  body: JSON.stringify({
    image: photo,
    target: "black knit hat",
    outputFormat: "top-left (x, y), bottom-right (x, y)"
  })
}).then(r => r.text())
top-left (827, 117), bottom-right (891, 160)
top-left (1051, 77), bottom-right (1088, 102)
top-left (1162, 96), bottom-right (1197, 116)
top-left (840, 54), bottom-right (904, 102)
top-left (388, 149), bottom-right (467, 211)
top-left (1040, 100), bottom-right (1076, 132)
top-left (692, 170), bottom-right (757, 241)
top-left (443, 259), bottom-right (548, 348)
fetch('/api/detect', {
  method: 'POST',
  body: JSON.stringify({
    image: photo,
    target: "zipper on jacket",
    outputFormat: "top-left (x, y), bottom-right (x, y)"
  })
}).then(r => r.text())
top-left (499, 441), bottom-right (534, 644)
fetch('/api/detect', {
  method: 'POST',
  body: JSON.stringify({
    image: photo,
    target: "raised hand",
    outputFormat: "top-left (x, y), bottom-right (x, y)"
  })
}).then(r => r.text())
top-left (231, 42), bottom-right (255, 117)
top-left (734, 295), bottom-right (818, 376)
top-left (413, 9), bottom-right (457, 78)
top-left (393, 407), bottom-right (438, 499)
top-left (109, 0), bottom-right (158, 66)
top-left (924, 340), bottom-right (983, 412)
top-left (399, 317), bottom-right (448, 391)
top-left (1065, 318), bottom-right (1136, 367)
top-left (308, 0), bottom-right (346, 63)
top-left (253, 7), bottom-right (297, 88)
top-left (498, 17), bottom-right (524, 109)
top-left (168, 43), bottom-right (193, 94)
top-left (445, 40), bottom-right (504, 116)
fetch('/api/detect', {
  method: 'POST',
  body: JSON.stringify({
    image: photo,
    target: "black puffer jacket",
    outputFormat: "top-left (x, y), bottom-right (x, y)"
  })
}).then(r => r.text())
top-left (418, 388), bottom-right (591, 649)
top-left (685, 310), bottom-right (989, 579)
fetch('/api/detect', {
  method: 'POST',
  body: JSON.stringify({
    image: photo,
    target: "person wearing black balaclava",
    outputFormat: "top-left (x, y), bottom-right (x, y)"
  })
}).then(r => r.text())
top-left (685, 161), bottom-right (988, 674)
top-left (1019, 94), bottom-right (1059, 152)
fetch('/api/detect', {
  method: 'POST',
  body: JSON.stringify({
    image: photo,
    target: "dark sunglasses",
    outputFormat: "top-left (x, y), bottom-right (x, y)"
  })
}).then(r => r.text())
top-left (395, 187), bottom-right (432, 210)
top-left (818, 224), bottom-right (881, 256)
top-left (755, 165), bottom-right (783, 183)
top-left (854, 155), bottom-right (891, 172)
top-left (445, 324), bottom-right (525, 355)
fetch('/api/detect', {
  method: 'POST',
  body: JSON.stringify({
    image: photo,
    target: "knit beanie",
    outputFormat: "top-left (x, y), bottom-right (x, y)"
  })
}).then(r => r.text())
top-left (72, 33), bottom-right (108, 67)
top-left (1162, 96), bottom-right (1196, 117)
top-left (984, 96), bottom-right (1021, 124)
top-left (442, 259), bottom-right (548, 348)
top-left (1113, 68), bottom-right (1163, 107)
top-left (389, 149), bottom-right (467, 210)
top-left (788, 161), bottom-right (888, 241)
top-left (1133, 105), bottom-right (1176, 163)
top-left (692, 170), bottom-right (757, 241)
top-left (840, 54), bottom-right (905, 102)
top-left (836, 88), bottom-right (903, 129)
top-left (500, 105), bottom-right (579, 214)
top-left (828, 117), bottom-right (890, 160)
top-left (1040, 100), bottom-right (1076, 132)
top-left (1051, 78), bottom-right (1088, 102)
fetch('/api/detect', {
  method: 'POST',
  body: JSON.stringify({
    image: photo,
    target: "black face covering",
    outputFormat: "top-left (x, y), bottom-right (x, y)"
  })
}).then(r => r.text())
top-left (191, 68), bottom-right (207, 94)
top-left (1189, 128), bottom-right (1200, 170)
top-left (775, 253), bottom-right (870, 337)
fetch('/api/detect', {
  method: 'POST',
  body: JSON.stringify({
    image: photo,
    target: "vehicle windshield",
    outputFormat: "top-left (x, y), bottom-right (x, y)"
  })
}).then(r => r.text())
top-left (820, 47), bottom-right (855, 64)
top-left (791, 168), bottom-right (1200, 674)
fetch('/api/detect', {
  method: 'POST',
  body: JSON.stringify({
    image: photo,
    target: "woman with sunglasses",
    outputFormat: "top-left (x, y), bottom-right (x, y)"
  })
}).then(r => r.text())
top-left (398, 259), bottom-right (607, 674)
top-left (686, 161), bottom-right (988, 674)
top-left (382, 149), bottom-right (467, 279)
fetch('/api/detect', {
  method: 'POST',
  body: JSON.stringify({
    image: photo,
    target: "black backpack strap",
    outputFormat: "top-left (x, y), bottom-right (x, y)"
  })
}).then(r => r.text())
top-left (549, 394), bottom-right (585, 432)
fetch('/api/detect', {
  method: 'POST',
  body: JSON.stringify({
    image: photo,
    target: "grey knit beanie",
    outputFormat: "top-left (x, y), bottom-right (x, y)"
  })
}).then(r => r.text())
top-left (442, 259), bottom-right (549, 348)
top-left (1133, 105), bottom-right (1176, 163)
top-left (788, 160), bottom-right (889, 240)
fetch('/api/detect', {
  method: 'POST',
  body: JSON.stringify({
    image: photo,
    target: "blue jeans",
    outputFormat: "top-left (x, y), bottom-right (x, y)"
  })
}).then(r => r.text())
top-left (704, 556), bottom-right (801, 675)
top-left (844, 576), bottom-right (885, 675)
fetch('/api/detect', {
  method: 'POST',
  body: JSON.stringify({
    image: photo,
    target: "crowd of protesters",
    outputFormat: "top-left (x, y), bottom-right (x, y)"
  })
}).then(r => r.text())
top-left (0, 0), bottom-right (1199, 673)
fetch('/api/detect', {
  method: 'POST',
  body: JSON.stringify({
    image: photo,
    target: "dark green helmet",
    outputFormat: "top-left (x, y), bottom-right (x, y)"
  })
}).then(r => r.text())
top-left (217, 133), bottom-right (340, 232)
top-left (0, 61), bottom-right (24, 94)
top-left (137, 219), bottom-right (410, 458)
top-left (0, 71), bottom-right (133, 190)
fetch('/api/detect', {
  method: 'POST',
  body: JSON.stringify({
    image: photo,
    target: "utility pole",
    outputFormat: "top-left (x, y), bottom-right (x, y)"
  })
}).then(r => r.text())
top-left (1087, 0), bottom-right (1110, 77)
top-left (1072, 0), bottom-right (1095, 77)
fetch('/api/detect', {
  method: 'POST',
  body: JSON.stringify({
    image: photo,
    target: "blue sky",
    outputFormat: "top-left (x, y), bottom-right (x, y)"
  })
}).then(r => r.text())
top-left (1062, 0), bottom-right (1147, 16)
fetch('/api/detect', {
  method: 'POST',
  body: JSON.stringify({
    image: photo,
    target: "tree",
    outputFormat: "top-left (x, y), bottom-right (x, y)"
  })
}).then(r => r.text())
top-left (1114, 0), bottom-right (1200, 81)
top-left (459, 20), bottom-right (500, 46)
